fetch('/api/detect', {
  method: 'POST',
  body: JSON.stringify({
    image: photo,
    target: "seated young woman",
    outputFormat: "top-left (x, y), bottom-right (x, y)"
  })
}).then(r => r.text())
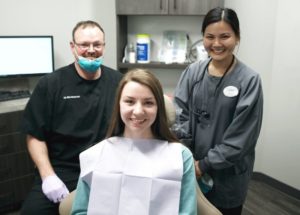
top-left (71, 68), bottom-right (197, 215)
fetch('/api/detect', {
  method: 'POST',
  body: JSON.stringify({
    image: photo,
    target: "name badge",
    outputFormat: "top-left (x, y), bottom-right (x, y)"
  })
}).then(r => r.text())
top-left (223, 86), bottom-right (239, 97)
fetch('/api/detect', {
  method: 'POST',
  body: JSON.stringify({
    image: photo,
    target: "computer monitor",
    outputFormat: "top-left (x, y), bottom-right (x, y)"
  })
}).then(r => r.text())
top-left (0, 36), bottom-right (54, 78)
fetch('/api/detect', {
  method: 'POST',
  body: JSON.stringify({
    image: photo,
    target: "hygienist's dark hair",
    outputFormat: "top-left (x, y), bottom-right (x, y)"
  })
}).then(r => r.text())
top-left (106, 68), bottom-right (179, 143)
top-left (202, 7), bottom-right (240, 39)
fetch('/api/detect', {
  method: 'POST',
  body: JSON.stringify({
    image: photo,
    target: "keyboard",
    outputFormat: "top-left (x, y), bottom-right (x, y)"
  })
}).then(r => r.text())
top-left (0, 90), bottom-right (31, 102)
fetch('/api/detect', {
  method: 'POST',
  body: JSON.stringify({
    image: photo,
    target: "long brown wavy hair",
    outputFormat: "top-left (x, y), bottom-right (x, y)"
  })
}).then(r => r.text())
top-left (106, 68), bottom-right (178, 143)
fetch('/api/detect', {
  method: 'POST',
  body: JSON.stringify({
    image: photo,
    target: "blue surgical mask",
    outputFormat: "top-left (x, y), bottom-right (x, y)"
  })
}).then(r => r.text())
top-left (77, 56), bottom-right (103, 73)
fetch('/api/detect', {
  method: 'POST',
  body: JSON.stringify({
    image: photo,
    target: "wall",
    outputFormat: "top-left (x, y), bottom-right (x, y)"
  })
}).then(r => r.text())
top-left (226, 0), bottom-right (300, 189)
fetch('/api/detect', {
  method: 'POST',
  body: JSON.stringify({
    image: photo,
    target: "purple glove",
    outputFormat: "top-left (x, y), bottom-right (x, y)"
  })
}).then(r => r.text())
top-left (42, 174), bottom-right (69, 203)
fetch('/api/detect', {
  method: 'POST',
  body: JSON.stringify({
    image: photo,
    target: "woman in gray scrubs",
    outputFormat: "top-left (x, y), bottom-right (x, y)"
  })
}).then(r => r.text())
top-left (173, 7), bottom-right (263, 215)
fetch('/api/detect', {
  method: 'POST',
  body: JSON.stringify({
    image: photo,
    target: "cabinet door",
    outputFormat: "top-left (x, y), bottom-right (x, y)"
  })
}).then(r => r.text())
top-left (116, 0), bottom-right (168, 15)
top-left (0, 175), bottom-right (34, 213)
top-left (0, 152), bottom-right (34, 181)
top-left (0, 132), bottom-right (26, 155)
top-left (0, 111), bottom-right (23, 135)
top-left (169, 0), bottom-right (224, 15)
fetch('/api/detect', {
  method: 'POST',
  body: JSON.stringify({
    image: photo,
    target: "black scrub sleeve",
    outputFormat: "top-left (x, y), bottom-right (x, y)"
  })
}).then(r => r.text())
top-left (21, 76), bottom-right (52, 141)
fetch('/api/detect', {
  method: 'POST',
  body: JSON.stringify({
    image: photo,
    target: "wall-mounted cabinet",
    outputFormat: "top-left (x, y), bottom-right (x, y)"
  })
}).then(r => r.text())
top-left (116, 0), bottom-right (223, 15)
top-left (116, 0), bottom-right (224, 74)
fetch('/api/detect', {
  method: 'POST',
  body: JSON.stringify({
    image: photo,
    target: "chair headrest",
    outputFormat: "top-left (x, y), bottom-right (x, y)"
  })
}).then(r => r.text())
top-left (164, 95), bottom-right (175, 127)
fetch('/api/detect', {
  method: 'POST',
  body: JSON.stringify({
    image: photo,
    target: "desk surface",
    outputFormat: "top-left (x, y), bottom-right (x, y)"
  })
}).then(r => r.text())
top-left (0, 98), bottom-right (29, 114)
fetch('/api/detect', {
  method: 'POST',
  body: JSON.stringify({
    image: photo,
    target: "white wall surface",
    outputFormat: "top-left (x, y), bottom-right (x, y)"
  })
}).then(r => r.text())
top-left (0, 0), bottom-right (299, 190)
top-left (226, 0), bottom-right (300, 189)
top-left (0, 0), bottom-right (117, 70)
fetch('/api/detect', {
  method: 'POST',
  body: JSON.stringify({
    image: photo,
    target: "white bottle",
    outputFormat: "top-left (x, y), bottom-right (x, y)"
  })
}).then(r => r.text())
top-left (128, 43), bottom-right (136, 63)
top-left (136, 34), bottom-right (150, 63)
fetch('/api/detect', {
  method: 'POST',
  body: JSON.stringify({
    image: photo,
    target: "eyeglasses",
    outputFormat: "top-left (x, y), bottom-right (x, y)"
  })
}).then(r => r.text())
top-left (74, 42), bottom-right (105, 51)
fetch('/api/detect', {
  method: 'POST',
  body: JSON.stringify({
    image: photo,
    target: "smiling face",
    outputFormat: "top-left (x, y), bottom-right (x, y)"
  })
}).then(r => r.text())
top-left (70, 24), bottom-right (105, 79)
top-left (71, 25), bottom-right (105, 60)
top-left (120, 81), bottom-right (158, 139)
top-left (203, 20), bottom-right (239, 63)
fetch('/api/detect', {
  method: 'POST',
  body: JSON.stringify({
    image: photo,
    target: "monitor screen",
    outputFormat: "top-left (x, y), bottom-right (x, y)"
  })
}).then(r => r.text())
top-left (0, 36), bottom-right (54, 77)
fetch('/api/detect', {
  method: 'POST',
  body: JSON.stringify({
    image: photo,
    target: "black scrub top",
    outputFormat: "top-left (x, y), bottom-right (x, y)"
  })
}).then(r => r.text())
top-left (21, 63), bottom-right (122, 171)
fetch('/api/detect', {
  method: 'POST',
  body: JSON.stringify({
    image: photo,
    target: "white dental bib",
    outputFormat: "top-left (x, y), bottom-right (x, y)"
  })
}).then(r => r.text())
top-left (79, 137), bottom-right (183, 215)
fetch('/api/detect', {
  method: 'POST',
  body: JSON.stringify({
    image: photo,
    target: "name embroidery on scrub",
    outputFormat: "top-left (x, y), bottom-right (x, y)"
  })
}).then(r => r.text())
top-left (63, 95), bottom-right (80, 99)
top-left (223, 86), bottom-right (239, 97)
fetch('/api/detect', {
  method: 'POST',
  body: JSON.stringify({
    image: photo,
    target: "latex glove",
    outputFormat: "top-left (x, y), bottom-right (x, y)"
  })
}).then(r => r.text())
top-left (42, 174), bottom-right (69, 203)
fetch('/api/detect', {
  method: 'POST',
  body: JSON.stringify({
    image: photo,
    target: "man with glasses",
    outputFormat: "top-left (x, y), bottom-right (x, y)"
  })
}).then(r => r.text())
top-left (20, 20), bottom-right (122, 214)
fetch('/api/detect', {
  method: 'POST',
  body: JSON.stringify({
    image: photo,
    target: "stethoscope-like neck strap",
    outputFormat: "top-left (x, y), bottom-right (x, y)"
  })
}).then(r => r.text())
top-left (212, 55), bottom-right (235, 95)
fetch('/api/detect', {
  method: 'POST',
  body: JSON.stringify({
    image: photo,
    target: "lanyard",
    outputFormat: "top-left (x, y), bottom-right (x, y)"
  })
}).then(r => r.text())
top-left (191, 56), bottom-right (235, 122)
